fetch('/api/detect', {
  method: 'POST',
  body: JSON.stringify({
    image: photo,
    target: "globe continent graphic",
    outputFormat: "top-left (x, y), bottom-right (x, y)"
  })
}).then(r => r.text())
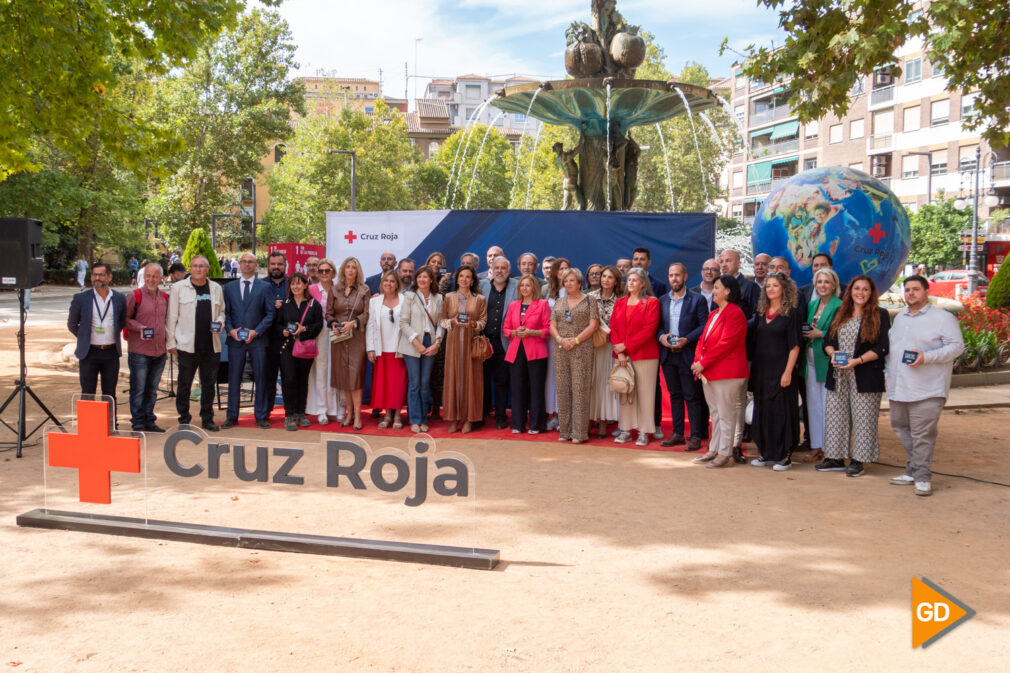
top-left (751, 166), bottom-right (911, 291)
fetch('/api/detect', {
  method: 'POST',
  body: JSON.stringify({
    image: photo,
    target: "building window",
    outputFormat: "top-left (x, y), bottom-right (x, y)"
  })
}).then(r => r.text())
top-left (804, 121), bottom-right (819, 138)
top-left (902, 201), bottom-right (919, 214)
top-left (850, 76), bottom-right (866, 96)
top-left (735, 76), bottom-right (745, 90)
top-left (803, 157), bottom-right (817, 170)
top-left (850, 118), bottom-right (865, 139)
top-left (513, 113), bottom-right (526, 123)
top-left (829, 123), bottom-right (843, 144)
top-left (959, 145), bottom-right (978, 171)
top-left (274, 144), bottom-right (286, 163)
top-left (908, 8), bottom-right (924, 22)
top-left (364, 106), bottom-right (374, 115)
top-left (904, 57), bottom-right (922, 84)
top-left (734, 104), bottom-right (744, 122)
top-left (903, 106), bottom-right (921, 131)
top-left (428, 141), bottom-right (440, 155)
top-left (465, 84), bottom-right (482, 101)
top-left (961, 93), bottom-right (978, 120)
top-left (932, 60), bottom-right (945, 78)
top-left (464, 107), bottom-right (476, 122)
top-left (732, 171), bottom-right (744, 188)
top-left (901, 154), bottom-right (919, 178)
top-left (931, 99), bottom-right (950, 126)
top-left (930, 150), bottom-right (947, 176)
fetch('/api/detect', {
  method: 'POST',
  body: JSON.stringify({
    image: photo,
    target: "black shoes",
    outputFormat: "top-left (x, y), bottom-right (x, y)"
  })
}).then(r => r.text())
top-left (221, 419), bottom-right (237, 430)
top-left (660, 434), bottom-right (686, 447)
top-left (685, 437), bottom-right (703, 451)
top-left (256, 419), bottom-right (271, 430)
top-left (284, 418), bottom-right (298, 432)
top-left (732, 444), bottom-right (747, 464)
top-left (846, 460), bottom-right (864, 477)
top-left (297, 414), bottom-right (311, 428)
top-left (201, 421), bottom-right (220, 432)
top-left (143, 424), bottom-right (165, 433)
top-left (815, 458), bottom-right (846, 472)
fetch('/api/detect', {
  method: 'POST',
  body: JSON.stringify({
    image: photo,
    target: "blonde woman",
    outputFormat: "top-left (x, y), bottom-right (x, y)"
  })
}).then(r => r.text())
top-left (307, 258), bottom-right (345, 424)
top-left (366, 271), bottom-right (407, 429)
top-left (326, 256), bottom-right (370, 430)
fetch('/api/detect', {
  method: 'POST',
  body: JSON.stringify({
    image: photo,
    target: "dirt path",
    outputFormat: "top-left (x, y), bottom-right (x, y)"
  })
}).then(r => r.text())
top-left (1, 327), bottom-right (1008, 672)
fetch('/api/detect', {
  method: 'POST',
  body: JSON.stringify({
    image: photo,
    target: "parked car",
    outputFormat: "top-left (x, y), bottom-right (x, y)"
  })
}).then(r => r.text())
top-left (928, 270), bottom-right (989, 299)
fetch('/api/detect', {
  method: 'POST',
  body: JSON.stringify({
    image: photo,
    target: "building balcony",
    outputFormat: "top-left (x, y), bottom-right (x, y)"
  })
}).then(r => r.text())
top-left (870, 85), bottom-right (895, 106)
top-left (993, 161), bottom-right (1010, 186)
top-left (731, 186), bottom-right (745, 197)
top-left (746, 176), bottom-right (794, 195)
top-left (750, 106), bottom-right (795, 126)
top-left (869, 133), bottom-right (893, 151)
top-left (750, 137), bottom-right (799, 158)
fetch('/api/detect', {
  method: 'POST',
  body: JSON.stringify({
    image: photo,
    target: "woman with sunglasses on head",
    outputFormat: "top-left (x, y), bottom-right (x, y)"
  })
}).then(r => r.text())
top-left (398, 265), bottom-right (444, 433)
top-left (307, 258), bottom-right (345, 425)
top-left (326, 257), bottom-right (370, 430)
top-left (277, 272), bottom-right (324, 431)
top-left (817, 274), bottom-right (890, 477)
top-left (366, 271), bottom-right (407, 430)
top-left (747, 271), bottom-right (803, 471)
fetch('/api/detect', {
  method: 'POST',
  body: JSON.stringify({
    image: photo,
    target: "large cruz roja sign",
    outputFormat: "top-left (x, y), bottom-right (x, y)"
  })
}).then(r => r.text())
top-left (20, 399), bottom-right (495, 569)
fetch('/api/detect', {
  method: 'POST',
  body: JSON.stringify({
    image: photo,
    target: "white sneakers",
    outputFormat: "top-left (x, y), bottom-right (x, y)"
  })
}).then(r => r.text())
top-left (890, 474), bottom-right (914, 485)
top-left (914, 481), bottom-right (932, 496)
top-left (892, 474), bottom-right (932, 495)
top-left (652, 430), bottom-right (664, 440)
top-left (317, 414), bottom-right (329, 426)
top-left (750, 458), bottom-right (769, 467)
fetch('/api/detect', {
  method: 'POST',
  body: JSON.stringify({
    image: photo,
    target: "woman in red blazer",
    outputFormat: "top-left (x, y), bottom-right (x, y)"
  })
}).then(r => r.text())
top-left (691, 275), bottom-right (749, 468)
top-left (610, 268), bottom-right (662, 446)
top-left (503, 274), bottom-right (551, 434)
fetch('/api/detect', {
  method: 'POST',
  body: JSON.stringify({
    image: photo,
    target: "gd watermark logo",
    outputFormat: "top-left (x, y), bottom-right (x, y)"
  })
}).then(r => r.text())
top-left (912, 577), bottom-right (975, 648)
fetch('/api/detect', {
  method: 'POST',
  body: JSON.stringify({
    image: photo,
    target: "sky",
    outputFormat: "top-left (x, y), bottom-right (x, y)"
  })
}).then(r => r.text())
top-left (264, 0), bottom-right (785, 106)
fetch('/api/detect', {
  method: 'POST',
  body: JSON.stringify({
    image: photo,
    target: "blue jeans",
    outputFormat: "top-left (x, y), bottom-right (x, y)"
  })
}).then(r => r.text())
top-left (404, 334), bottom-right (434, 425)
top-left (128, 352), bottom-right (167, 429)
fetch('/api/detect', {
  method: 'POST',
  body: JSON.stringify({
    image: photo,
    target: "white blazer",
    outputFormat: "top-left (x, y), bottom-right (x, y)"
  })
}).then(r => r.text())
top-left (397, 290), bottom-right (445, 356)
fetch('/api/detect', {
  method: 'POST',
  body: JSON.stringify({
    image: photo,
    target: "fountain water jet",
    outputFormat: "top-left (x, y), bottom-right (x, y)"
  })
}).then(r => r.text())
top-left (465, 110), bottom-right (506, 208)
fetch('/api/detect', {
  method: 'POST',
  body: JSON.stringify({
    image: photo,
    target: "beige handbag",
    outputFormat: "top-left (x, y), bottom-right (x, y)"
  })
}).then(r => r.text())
top-left (608, 361), bottom-right (636, 405)
top-left (329, 289), bottom-right (362, 343)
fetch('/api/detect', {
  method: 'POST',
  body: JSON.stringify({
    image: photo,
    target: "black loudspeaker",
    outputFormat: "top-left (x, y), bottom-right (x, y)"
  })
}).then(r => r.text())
top-left (0, 218), bottom-right (44, 289)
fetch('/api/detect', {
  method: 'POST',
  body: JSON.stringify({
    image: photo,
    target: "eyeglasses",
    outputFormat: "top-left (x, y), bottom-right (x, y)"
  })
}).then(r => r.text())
top-left (319, 268), bottom-right (334, 274)
top-left (564, 309), bottom-right (573, 323)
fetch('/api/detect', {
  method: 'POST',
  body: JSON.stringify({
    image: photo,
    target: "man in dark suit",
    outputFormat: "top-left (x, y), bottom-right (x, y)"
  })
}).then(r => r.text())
top-left (798, 252), bottom-right (836, 308)
top-left (262, 251), bottom-right (289, 418)
top-left (479, 255), bottom-right (519, 428)
top-left (67, 262), bottom-right (128, 411)
top-left (719, 248), bottom-right (760, 319)
top-left (658, 263), bottom-right (709, 450)
top-left (221, 252), bottom-right (276, 429)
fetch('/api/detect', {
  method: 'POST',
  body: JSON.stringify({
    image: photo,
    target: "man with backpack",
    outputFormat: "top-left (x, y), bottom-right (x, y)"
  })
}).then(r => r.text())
top-left (125, 263), bottom-right (169, 431)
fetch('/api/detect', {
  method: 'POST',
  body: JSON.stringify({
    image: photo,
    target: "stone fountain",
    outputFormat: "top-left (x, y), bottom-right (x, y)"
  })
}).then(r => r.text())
top-left (491, 0), bottom-right (721, 211)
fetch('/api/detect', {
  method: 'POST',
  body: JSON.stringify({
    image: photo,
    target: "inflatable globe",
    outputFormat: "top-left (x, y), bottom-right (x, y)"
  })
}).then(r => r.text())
top-left (751, 166), bottom-right (911, 291)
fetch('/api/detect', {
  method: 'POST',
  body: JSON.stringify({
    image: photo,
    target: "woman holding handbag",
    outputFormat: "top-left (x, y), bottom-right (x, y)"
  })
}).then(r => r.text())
top-left (609, 267), bottom-right (661, 446)
top-left (366, 271), bottom-right (408, 430)
top-left (588, 265), bottom-right (624, 438)
top-left (277, 272), bottom-right (323, 431)
top-left (398, 265), bottom-right (444, 433)
top-left (307, 258), bottom-right (345, 425)
top-left (327, 257), bottom-right (370, 430)
top-left (439, 265), bottom-right (487, 434)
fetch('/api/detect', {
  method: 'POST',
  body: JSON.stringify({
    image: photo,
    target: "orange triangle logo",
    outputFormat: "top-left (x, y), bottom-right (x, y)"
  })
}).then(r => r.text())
top-left (912, 577), bottom-right (975, 648)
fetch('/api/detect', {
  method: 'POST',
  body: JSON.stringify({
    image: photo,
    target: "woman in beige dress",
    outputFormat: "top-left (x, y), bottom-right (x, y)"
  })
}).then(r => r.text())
top-left (326, 257), bottom-right (370, 430)
top-left (588, 265), bottom-right (624, 438)
top-left (439, 265), bottom-right (487, 433)
top-left (550, 268), bottom-right (599, 444)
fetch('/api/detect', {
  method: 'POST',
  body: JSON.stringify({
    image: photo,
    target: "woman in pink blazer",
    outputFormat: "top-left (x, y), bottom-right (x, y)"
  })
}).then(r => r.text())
top-left (503, 274), bottom-right (551, 433)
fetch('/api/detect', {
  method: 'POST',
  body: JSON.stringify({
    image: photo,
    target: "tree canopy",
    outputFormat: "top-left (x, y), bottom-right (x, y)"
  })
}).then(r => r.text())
top-left (908, 198), bottom-right (970, 269)
top-left (731, 0), bottom-right (1010, 147)
top-left (0, 0), bottom-right (273, 178)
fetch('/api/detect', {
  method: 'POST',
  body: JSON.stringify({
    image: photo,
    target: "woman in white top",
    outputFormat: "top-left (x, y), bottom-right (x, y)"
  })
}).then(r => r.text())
top-left (307, 258), bottom-right (345, 424)
top-left (398, 265), bottom-right (445, 433)
top-left (366, 271), bottom-right (407, 429)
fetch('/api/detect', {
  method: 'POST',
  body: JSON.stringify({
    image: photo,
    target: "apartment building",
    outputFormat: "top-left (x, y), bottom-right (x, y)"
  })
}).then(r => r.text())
top-left (723, 36), bottom-right (1010, 231)
top-left (424, 74), bottom-right (544, 137)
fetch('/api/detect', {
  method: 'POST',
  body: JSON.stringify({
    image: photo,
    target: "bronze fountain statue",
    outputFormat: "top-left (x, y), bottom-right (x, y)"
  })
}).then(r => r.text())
top-left (492, 0), bottom-right (721, 211)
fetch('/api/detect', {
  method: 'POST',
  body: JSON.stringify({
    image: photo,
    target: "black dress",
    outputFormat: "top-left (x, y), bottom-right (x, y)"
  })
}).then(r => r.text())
top-left (748, 307), bottom-right (803, 462)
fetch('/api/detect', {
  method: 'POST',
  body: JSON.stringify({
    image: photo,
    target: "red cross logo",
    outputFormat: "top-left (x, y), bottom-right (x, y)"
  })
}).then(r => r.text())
top-left (344, 230), bottom-right (357, 245)
top-left (868, 223), bottom-right (887, 244)
top-left (48, 400), bottom-right (141, 504)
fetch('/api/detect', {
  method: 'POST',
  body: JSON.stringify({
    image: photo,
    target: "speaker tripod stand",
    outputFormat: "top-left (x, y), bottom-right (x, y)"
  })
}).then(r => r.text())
top-left (0, 288), bottom-right (64, 457)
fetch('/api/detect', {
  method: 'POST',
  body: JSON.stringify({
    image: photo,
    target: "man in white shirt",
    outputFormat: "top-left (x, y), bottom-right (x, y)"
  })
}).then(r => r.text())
top-left (67, 262), bottom-right (127, 405)
top-left (885, 275), bottom-right (964, 496)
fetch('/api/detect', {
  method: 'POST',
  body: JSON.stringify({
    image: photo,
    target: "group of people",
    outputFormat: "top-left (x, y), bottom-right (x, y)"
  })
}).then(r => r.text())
top-left (67, 244), bottom-right (964, 497)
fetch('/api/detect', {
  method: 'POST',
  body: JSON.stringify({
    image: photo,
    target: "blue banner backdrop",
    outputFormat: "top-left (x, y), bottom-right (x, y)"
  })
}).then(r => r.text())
top-left (326, 210), bottom-right (716, 290)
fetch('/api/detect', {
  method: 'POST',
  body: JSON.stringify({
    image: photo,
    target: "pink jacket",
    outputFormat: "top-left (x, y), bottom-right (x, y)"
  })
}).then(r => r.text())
top-left (308, 282), bottom-right (331, 306)
top-left (503, 299), bottom-right (550, 363)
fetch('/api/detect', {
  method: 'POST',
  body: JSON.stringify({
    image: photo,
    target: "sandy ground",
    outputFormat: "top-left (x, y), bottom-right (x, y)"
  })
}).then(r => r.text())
top-left (1, 326), bottom-right (1009, 672)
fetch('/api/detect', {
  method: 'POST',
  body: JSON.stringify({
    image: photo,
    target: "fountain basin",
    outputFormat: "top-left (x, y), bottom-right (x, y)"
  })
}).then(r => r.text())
top-left (492, 79), bottom-right (720, 136)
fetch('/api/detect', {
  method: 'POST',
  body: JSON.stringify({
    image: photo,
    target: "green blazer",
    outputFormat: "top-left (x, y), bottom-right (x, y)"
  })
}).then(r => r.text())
top-left (800, 294), bottom-right (842, 382)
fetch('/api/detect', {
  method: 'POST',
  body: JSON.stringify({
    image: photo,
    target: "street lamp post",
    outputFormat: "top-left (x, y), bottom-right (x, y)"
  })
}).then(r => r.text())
top-left (328, 149), bottom-right (357, 211)
top-left (953, 146), bottom-right (1000, 295)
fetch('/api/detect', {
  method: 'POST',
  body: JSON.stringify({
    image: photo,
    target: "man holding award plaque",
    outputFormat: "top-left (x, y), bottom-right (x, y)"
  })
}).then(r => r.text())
top-left (885, 275), bottom-right (964, 497)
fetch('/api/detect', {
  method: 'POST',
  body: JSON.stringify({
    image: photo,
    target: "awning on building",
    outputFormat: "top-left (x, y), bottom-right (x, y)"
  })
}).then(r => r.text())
top-left (768, 120), bottom-right (800, 140)
top-left (747, 161), bottom-right (773, 184)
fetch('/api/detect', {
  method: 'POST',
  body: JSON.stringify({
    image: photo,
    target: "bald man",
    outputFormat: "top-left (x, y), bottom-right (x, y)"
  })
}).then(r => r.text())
top-left (753, 253), bottom-right (771, 287)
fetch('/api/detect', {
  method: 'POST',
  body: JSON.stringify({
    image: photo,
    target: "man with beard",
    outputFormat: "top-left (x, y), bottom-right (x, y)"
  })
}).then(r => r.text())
top-left (658, 263), bottom-right (709, 450)
top-left (67, 262), bottom-right (128, 412)
top-left (366, 251), bottom-right (397, 294)
top-left (396, 257), bottom-right (415, 292)
top-left (479, 255), bottom-right (519, 429)
top-left (261, 251), bottom-right (290, 419)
